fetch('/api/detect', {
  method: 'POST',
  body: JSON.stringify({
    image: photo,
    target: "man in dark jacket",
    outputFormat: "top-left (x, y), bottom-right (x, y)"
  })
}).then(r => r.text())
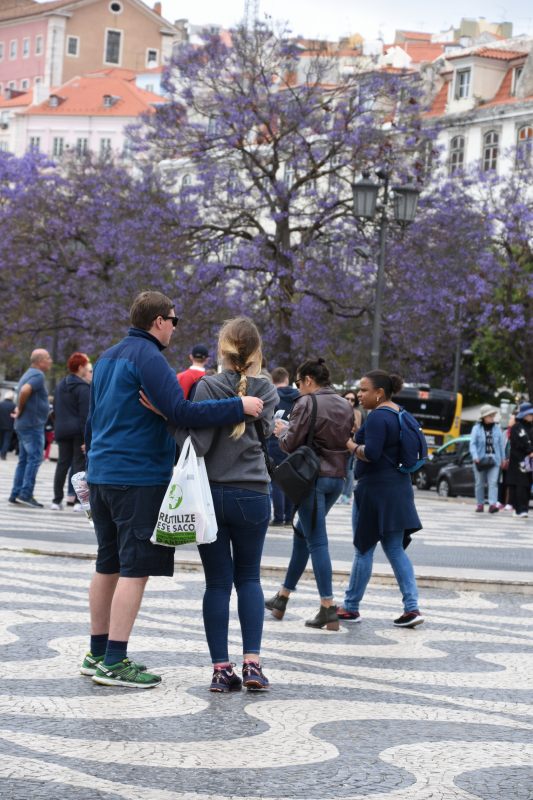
top-left (83, 290), bottom-right (264, 689)
top-left (0, 391), bottom-right (16, 460)
top-left (51, 352), bottom-right (92, 510)
top-left (267, 367), bottom-right (300, 525)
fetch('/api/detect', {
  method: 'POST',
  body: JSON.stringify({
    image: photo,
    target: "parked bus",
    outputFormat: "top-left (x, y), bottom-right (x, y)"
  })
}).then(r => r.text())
top-left (392, 386), bottom-right (463, 453)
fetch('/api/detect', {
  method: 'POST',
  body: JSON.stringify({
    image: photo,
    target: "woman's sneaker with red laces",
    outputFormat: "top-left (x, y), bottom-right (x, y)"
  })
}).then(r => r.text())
top-left (336, 607), bottom-right (361, 622)
top-left (393, 610), bottom-right (424, 628)
top-left (242, 661), bottom-right (270, 691)
top-left (209, 665), bottom-right (242, 693)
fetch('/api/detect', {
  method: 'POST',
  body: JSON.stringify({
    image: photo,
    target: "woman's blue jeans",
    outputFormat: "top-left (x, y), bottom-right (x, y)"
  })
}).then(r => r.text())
top-left (343, 501), bottom-right (419, 613)
top-left (474, 463), bottom-right (500, 506)
top-left (282, 476), bottom-right (343, 600)
top-left (197, 485), bottom-right (270, 664)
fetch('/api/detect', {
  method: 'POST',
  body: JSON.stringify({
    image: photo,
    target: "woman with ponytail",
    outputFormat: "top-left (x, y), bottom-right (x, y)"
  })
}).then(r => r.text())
top-left (336, 369), bottom-right (424, 628)
top-left (185, 317), bottom-right (278, 692)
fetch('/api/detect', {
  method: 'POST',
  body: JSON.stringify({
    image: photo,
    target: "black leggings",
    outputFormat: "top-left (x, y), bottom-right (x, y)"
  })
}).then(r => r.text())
top-left (508, 484), bottom-right (532, 515)
top-left (53, 437), bottom-right (85, 504)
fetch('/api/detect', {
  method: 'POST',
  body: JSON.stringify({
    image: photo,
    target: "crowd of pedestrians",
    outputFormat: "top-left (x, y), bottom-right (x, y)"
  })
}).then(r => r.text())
top-left (3, 288), bottom-right (532, 693)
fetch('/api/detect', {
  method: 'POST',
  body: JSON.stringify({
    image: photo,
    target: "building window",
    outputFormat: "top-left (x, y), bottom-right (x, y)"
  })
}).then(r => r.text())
top-left (0, 43), bottom-right (4, 61)
top-left (9, 40), bottom-right (17, 60)
top-left (99, 137), bottom-right (112, 156)
top-left (0, 111), bottom-right (8, 128)
top-left (35, 35), bottom-right (43, 56)
top-left (34, 76), bottom-right (42, 86)
top-left (109, 1), bottom-right (123, 12)
top-left (52, 137), bottom-right (64, 157)
top-left (482, 130), bottom-right (499, 171)
top-left (517, 124), bottom-right (533, 165)
top-left (76, 138), bottom-right (88, 156)
top-left (180, 173), bottom-right (192, 194)
top-left (512, 66), bottom-right (524, 97)
top-left (227, 168), bottom-right (238, 194)
top-left (8, 80), bottom-right (16, 91)
top-left (146, 48), bottom-right (158, 67)
top-left (21, 78), bottom-right (29, 90)
top-left (22, 37), bottom-right (30, 57)
top-left (284, 163), bottom-right (295, 189)
top-left (455, 68), bottom-right (471, 99)
top-left (67, 36), bottom-right (79, 57)
top-left (0, 83), bottom-right (3, 97)
top-left (29, 136), bottom-right (40, 151)
top-left (145, 83), bottom-right (154, 93)
top-left (105, 29), bottom-right (121, 64)
top-left (449, 135), bottom-right (465, 175)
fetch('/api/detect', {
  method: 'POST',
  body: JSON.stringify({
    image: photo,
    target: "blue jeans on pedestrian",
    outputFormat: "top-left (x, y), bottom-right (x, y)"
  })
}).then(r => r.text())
top-left (282, 476), bottom-right (343, 600)
top-left (271, 481), bottom-right (294, 523)
top-left (197, 485), bottom-right (270, 664)
top-left (10, 427), bottom-right (44, 501)
top-left (341, 458), bottom-right (355, 498)
top-left (474, 463), bottom-right (500, 506)
top-left (343, 501), bottom-right (419, 613)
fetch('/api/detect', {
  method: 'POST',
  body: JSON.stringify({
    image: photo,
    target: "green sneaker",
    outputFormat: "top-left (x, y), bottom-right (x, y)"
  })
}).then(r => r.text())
top-left (92, 658), bottom-right (161, 689)
top-left (80, 652), bottom-right (147, 676)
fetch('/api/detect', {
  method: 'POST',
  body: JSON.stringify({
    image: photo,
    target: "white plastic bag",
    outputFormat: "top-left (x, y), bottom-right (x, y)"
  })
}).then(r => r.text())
top-left (196, 455), bottom-right (218, 544)
top-left (152, 436), bottom-right (217, 547)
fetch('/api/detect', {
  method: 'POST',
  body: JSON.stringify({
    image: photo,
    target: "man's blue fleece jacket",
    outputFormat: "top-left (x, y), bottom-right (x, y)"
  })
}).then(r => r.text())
top-left (86, 328), bottom-right (243, 485)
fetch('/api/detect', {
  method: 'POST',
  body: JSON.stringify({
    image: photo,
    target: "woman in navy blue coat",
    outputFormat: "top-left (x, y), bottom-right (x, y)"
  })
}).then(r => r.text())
top-left (337, 370), bottom-right (424, 628)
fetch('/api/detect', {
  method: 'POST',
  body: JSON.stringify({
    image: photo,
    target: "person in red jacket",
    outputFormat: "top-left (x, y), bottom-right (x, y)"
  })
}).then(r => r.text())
top-left (177, 344), bottom-right (209, 398)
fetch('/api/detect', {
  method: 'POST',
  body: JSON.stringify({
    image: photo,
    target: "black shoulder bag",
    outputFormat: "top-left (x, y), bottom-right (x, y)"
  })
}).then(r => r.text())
top-left (255, 394), bottom-right (320, 507)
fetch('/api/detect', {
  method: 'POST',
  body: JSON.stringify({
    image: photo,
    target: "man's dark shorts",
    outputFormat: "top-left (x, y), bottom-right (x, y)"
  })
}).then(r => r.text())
top-left (89, 483), bottom-right (174, 577)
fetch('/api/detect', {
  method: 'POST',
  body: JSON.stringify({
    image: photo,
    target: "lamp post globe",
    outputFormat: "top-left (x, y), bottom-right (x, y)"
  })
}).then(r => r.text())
top-left (393, 185), bottom-right (420, 224)
top-left (352, 177), bottom-right (379, 220)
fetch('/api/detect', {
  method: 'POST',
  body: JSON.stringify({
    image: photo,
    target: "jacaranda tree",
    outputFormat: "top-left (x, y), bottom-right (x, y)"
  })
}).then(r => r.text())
top-left (0, 151), bottom-right (183, 378)
top-left (135, 24), bottom-right (432, 377)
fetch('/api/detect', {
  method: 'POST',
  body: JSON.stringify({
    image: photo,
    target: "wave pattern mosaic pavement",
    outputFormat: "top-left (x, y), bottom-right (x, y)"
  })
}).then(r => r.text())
top-left (0, 552), bottom-right (532, 799)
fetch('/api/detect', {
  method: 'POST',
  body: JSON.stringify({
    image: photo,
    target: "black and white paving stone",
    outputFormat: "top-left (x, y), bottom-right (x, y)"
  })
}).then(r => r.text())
top-left (0, 551), bottom-right (532, 800)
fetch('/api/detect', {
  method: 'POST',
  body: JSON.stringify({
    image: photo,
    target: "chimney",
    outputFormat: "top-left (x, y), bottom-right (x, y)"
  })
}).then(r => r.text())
top-left (153, 2), bottom-right (161, 14)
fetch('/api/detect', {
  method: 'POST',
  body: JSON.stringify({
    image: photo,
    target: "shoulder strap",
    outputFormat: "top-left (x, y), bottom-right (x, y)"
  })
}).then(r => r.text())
top-left (305, 393), bottom-right (318, 448)
top-left (253, 419), bottom-right (274, 477)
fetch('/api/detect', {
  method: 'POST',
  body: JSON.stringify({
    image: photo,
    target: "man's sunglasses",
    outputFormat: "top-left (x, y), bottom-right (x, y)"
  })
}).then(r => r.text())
top-left (161, 316), bottom-right (179, 327)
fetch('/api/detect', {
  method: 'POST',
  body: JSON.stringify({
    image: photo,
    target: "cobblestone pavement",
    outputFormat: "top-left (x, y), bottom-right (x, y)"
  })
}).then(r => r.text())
top-left (1, 551), bottom-right (532, 800)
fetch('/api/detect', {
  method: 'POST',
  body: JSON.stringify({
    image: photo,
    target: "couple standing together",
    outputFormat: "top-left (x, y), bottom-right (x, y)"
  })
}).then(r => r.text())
top-left (82, 290), bottom-right (423, 694)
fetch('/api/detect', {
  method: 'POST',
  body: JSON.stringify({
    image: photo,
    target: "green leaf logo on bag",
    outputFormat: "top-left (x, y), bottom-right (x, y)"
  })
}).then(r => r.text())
top-left (168, 483), bottom-right (183, 510)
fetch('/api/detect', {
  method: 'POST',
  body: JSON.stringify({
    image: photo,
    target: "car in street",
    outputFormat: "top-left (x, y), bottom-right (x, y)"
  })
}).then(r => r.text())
top-left (435, 448), bottom-right (476, 498)
top-left (414, 436), bottom-right (471, 491)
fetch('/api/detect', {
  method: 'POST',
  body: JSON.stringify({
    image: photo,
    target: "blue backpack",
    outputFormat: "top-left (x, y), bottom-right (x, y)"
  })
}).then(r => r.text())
top-left (379, 406), bottom-right (428, 473)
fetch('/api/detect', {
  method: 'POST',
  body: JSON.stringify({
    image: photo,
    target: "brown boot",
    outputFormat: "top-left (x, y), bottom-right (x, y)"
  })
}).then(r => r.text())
top-left (265, 592), bottom-right (289, 620)
top-left (305, 605), bottom-right (339, 631)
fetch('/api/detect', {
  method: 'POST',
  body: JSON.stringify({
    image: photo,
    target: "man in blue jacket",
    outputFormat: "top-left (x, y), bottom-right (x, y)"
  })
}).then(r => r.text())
top-left (82, 291), bottom-right (264, 689)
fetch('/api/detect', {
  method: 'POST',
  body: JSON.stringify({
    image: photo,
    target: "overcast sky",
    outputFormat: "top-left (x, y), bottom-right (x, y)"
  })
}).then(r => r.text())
top-left (161, 0), bottom-right (533, 41)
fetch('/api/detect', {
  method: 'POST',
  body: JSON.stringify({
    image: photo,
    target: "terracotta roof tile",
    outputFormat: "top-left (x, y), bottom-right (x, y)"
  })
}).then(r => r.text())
top-left (0, 0), bottom-right (73, 22)
top-left (0, 89), bottom-right (33, 108)
top-left (402, 42), bottom-right (447, 62)
top-left (425, 82), bottom-right (448, 117)
top-left (396, 30), bottom-right (432, 42)
top-left (447, 47), bottom-right (528, 61)
top-left (22, 74), bottom-right (166, 117)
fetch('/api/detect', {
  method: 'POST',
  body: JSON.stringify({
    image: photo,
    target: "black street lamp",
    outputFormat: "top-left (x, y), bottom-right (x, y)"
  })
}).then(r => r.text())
top-left (353, 172), bottom-right (420, 369)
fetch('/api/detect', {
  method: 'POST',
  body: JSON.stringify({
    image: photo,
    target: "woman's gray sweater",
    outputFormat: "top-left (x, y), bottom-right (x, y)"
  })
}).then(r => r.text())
top-left (175, 371), bottom-right (278, 493)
